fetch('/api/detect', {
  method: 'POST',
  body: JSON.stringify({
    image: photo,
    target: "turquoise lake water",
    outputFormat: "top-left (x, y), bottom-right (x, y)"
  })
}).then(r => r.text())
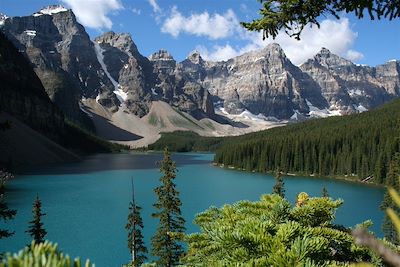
top-left (0, 152), bottom-right (385, 266)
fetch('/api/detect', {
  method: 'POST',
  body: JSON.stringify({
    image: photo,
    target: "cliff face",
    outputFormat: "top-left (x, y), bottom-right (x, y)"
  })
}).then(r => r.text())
top-left (300, 48), bottom-right (396, 114)
top-left (1, 6), bottom-right (118, 125)
top-left (95, 32), bottom-right (215, 118)
top-left (2, 6), bottom-right (399, 126)
top-left (180, 44), bottom-right (328, 119)
top-left (0, 32), bottom-right (64, 138)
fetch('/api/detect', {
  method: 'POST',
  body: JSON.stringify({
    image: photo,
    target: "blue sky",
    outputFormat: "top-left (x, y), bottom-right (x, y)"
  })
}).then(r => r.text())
top-left (1, 0), bottom-right (399, 66)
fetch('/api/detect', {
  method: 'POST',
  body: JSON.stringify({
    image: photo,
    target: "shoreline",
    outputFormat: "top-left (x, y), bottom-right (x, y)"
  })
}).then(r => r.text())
top-left (212, 162), bottom-right (386, 189)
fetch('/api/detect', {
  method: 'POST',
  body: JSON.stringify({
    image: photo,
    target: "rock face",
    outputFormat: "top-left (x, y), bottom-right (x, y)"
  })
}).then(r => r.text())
top-left (180, 44), bottom-right (328, 119)
top-left (1, 6), bottom-right (400, 127)
top-left (95, 31), bottom-right (215, 118)
top-left (1, 5), bottom-right (119, 126)
top-left (179, 45), bottom-right (400, 119)
top-left (0, 31), bottom-right (64, 139)
top-left (300, 48), bottom-right (394, 114)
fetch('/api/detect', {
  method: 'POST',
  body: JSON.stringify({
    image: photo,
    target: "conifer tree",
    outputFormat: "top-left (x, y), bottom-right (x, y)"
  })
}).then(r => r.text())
top-left (381, 154), bottom-right (400, 244)
top-left (0, 171), bottom-right (16, 240)
top-left (272, 169), bottom-right (285, 198)
top-left (322, 186), bottom-right (329, 197)
top-left (126, 181), bottom-right (147, 266)
top-left (151, 148), bottom-right (185, 267)
top-left (26, 196), bottom-right (47, 244)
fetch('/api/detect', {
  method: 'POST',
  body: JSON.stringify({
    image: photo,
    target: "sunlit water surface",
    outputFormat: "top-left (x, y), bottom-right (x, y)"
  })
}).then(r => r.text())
top-left (0, 152), bottom-right (385, 266)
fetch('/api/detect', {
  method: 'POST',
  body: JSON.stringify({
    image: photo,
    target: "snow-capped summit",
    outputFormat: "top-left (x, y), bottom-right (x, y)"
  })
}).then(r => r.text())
top-left (33, 5), bottom-right (68, 17)
top-left (0, 13), bottom-right (9, 26)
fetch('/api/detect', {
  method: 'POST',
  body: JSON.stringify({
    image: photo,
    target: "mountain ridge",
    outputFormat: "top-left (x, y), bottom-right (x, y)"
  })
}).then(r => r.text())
top-left (1, 6), bottom-right (399, 147)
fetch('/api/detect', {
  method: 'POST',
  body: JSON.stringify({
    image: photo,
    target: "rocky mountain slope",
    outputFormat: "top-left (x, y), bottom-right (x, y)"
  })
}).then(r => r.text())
top-left (0, 31), bottom-right (64, 139)
top-left (1, 6), bottom-right (399, 147)
top-left (300, 48), bottom-right (395, 114)
top-left (0, 31), bottom-right (78, 167)
top-left (0, 31), bottom-right (123, 168)
top-left (1, 5), bottom-right (119, 126)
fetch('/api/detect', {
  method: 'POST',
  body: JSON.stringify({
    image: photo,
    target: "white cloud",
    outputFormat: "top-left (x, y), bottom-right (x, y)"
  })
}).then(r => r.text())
top-left (161, 7), bottom-right (239, 39)
top-left (148, 0), bottom-right (161, 13)
top-left (61, 0), bottom-right (123, 29)
top-left (132, 8), bottom-right (141, 15)
top-left (196, 15), bottom-right (363, 65)
top-left (269, 18), bottom-right (364, 64)
top-left (346, 49), bottom-right (364, 61)
top-left (197, 44), bottom-right (239, 61)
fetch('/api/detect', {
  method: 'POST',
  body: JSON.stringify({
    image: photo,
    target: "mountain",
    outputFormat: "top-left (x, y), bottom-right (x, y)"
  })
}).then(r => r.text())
top-left (181, 44), bottom-right (328, 119)
top-left (93, 31), bottom-right (214, 119)
top-left (0, 31), bottom-right (124, 169)
top-left (0, 30), bottom-right (77, 167)
top-left (1, 5), bottom-right (119, 127)
top-left (0, 31), bottom-right (64, 140)
top-left (1, 6), bottom-right (399, 147)
top-left (182, 45), bottom-right (400, 120)
top-left (213, 98), bottom-right (400, 184)
top-left (300, 48), bottom-right (395, 114)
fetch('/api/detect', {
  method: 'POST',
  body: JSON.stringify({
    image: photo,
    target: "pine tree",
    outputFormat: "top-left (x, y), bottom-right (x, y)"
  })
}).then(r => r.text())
top-left (272, 169), bottom-right (285, 198)
top-left (126, 181), bottom-right (147, 267)
top-left (0, 171), bottom-right (16, 240)
top-left (381, 154), bottom-right (400, 244)
top-left (322, 186), bottom-right (329, 197)
top-left (26, 196), bottom-right (47, 244)
top-left (151, 148), bottom-right (185, 267)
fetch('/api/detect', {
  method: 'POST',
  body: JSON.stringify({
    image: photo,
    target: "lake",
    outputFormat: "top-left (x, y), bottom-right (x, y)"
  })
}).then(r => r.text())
top-left (0, 152), bottom-right (385, 266)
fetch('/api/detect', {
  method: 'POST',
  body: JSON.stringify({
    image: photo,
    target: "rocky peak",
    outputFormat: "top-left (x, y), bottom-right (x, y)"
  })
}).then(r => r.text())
top-left (0, 13), bottom-right (8, 26)
top-left (94, 31), bottom-right (139, 56)
top-left (255, 43), bottom-right (287, 62)
top-left (236, 43), bottom-right (288, 66)
top-left (313, 47), bottom-right (353, 68)
top-left (319, 47), bottom-right (331, 56)
top-left (149, 49), bottom-right (175, 62)
top-left (149, 49), bottom-right (176, 75)
top-left (187, 50), bottom-right (204, 65)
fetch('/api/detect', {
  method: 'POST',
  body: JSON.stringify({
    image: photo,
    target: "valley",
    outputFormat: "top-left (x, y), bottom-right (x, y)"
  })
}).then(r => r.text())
top-left (1, 2), bottom-right (400, 266)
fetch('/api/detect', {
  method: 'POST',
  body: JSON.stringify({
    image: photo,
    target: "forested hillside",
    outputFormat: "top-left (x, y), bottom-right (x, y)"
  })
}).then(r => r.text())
top-left (148, 131), bottom-right (223, 152)
top-left (214, 99), bottom-right (400, 184)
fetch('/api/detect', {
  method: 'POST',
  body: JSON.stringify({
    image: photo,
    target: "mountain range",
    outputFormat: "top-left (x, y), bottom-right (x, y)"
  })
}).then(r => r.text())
top-left (1, 5), bottom-right (399, 147)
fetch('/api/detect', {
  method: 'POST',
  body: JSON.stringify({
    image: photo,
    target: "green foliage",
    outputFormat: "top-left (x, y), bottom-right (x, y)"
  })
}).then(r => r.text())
top-left (126, 195), bottom-right (147, 266)
top-left (0, 171), bottom-right (17, 251)
top-left (0, 171), bottom-right (16, 240)
top-left (151, 148), bottom-right (186, 266)
top-left (215, 99), bottom-right (400, 184)
top-left (0, 241), bottom-right (94, 267)
top-left (272, 170), bottom-right (285, 197)
top-left (182, 194), bottom-right (381, 266)
top-left (25, 196), bottom-right (47, 244)
top-left (241, 0), bottom-right (400, 40)
top-left (380, 153), bottom-right (400, 244)
top-left (148, 131), bottom-right (223, 152)
top-left (62, 120), bottom-right (128, 154)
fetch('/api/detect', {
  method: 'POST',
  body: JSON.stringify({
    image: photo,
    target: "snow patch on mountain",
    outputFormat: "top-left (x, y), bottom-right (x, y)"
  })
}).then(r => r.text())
top-left (217, 107), bottom-right (280, 123)
top-left (354, 104), bottom-right (368, 113)
top-left (33, 5), bottom-right (68, 16)
top-left (0, 13), bottom-right (8, 26)
top-left (93, 42), bottom-right (127, 104)
top-left (348, 89), bottom-right (363, 96)
top-left (306, 99), bottom-right (342, 118)
top-left (24, 30), bottom-right (36, 37)
top-left (291, 110), bottom-right (300, 120)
